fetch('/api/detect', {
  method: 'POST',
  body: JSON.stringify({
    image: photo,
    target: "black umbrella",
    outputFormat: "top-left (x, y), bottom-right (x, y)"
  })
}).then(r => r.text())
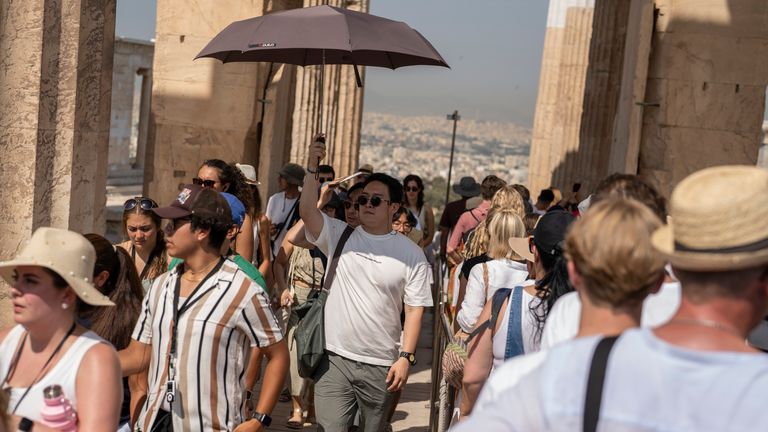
top-left (196, 5), bottom-right (449, 133)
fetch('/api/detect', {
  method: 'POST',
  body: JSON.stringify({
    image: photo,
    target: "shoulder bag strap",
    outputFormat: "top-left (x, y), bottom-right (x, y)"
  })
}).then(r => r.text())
top-left (321, 225), bottom-right (355, 293)
top-left (503, 286), bottom-right (525, 359)
top-left (275, 199), bottom-right (300, 239)
top-left (583, 335), bottom-right (621, 432)
top-left (467, 287), bottom-right (511, 344)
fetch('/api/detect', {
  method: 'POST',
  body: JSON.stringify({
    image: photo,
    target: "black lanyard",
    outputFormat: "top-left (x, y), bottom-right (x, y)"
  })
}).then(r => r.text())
top-left (169, 258), bottom-right (225, 361)
top-left (2, 321), bottom-right (77, 414)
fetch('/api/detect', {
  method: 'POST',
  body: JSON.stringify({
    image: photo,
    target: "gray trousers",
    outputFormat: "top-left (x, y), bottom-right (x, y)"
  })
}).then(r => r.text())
top-left (313, 352), bottom-right (395, 432)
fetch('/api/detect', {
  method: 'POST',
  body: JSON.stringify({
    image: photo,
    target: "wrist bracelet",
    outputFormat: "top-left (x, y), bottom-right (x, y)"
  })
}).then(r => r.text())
top-left (306, 167), bottom-right (317, 174)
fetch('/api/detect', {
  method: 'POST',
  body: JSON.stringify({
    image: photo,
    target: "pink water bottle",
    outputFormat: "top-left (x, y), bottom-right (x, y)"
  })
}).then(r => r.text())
top-left (40, 385), bottom-right (78, 431)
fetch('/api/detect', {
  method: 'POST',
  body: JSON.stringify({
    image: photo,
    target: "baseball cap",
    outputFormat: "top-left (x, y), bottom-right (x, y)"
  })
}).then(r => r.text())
top-left (153, 184), bottom-right (232, 226)
top-left (221, 192), bottom-right (246, 227)
top-left (532, 210), bottom-right (576, 256)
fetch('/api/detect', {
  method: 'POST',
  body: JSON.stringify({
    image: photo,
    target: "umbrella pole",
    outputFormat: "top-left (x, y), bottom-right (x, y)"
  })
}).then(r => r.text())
top-left (315, 49), bottom-right (326, 180)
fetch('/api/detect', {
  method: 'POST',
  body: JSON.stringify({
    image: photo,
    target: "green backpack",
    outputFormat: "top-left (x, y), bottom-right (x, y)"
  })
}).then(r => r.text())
top-left (294, 225), bottom-right (355, 378)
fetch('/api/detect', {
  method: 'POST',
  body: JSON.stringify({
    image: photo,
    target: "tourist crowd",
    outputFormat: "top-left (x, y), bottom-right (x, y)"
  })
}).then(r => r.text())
top-left (2, 133), bottom-right (768, 432)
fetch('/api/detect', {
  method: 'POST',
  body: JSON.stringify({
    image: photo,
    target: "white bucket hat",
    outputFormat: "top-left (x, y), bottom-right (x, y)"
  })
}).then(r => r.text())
top-left (651, 165), bottom-right (768, 271)
top-left (0, 227), bottom-right (114, 306)
top-left (236, 163), bottom-right (261, 186)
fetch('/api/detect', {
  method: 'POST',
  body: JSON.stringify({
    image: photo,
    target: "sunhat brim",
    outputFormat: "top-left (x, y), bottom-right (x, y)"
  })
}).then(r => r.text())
top-left (508, 237), bottom-right (535, 262)
top-left (651, 225), bottom-right (768, 272)
top-left (0, 260), bottom-right (115, 306)
top-left (152, 205), bottom-right (191, 220)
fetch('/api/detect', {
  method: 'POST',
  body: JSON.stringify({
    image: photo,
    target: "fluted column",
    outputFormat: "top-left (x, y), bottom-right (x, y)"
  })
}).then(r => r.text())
top-left (527, 0), bottom-right (595, 196)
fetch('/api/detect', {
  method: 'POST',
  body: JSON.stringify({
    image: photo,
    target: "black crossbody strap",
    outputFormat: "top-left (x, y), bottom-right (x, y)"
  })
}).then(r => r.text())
top-left (322, 225), bottom-right (355, 293)
top-left (583, 335), bottom-right (620, 432)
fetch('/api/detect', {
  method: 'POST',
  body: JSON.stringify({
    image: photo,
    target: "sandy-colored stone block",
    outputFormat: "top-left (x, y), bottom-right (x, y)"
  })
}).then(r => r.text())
top-left (156, 0), bottom-right (265, 39)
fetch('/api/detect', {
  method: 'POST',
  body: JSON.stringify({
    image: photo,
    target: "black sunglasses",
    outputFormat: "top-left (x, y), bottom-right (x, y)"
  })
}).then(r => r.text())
top-left (405, 186), bottom-right (420, 192)
top-left (192, 177), bottom-right (216, 188)
top-left (124, 197), bottom-right (158, 211)
top-left (357, 195), bottom-right (390, 208)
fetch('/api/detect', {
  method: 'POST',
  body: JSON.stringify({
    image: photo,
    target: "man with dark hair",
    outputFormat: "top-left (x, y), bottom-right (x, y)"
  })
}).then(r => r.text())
top-left (317, 164), bottom-right (336, 183)
top-left (590, 173), bottom-right (667, 219)
top-left (118, 184), bottom-right (289, 431)
top-left (438, 177), bottom-right (481, 262)
top-left (447, 175), bottom-right (507, 262)
top-left (533, 188), bottom-right (555, 215)
top-left (301, 138), bottom-right (432, 432)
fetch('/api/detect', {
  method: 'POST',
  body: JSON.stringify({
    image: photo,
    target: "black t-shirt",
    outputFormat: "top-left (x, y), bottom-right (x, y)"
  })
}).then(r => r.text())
top-left (461, 253), bottom-right (491, 280)
top-left (439, 199), bottom-right (468, 230)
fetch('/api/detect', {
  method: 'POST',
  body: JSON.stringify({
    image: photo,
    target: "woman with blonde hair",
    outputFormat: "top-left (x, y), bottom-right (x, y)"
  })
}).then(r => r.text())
top-left (452, 186), bottom-right (526, 315)
top-left (456, 209), bottom-right (529, 332)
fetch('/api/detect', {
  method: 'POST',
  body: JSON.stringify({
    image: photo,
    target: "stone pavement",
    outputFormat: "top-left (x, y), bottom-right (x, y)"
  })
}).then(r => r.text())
top-left (260, 311), bottom-right (435, 432)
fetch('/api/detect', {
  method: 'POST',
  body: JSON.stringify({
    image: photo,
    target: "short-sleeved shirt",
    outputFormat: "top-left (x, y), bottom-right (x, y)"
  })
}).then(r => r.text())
top-left (438, 199), bottom-right (468, 230)
top-left (132, 258), bottom-right (283, 431)
top-left (456, 328), bottom-right (768, 431)
top-left (448, 200), bottom-right (490, 253)
top-left (266, 192), bottom-right (300, 257)
top-left (307, 214), bottom-right (433, 366)
top-left (540, 282), bottom-right (681, 349)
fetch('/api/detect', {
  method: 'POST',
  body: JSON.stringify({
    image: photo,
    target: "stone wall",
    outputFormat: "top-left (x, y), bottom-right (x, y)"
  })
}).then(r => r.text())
top-left (109, 38), bottom-right (154, 172)
top-left (636, 0), bottom-right (768, 196)
top-left (0, 0), bottom-right (116, 328)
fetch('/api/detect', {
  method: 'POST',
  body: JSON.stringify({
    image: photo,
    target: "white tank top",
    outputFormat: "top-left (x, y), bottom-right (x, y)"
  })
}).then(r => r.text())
top-left (0, 325), bottom-right (104, 422)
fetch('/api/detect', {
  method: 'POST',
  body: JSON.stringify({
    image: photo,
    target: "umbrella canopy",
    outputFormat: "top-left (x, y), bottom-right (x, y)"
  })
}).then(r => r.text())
top-left (195, 5), bottom-right (449, 70)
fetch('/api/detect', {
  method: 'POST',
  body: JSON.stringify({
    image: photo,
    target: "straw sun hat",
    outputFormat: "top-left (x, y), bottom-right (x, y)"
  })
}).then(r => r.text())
top-left (651, 165), bottom-right (768, 271)
top-left (0, 227), bottom-right (114, 306)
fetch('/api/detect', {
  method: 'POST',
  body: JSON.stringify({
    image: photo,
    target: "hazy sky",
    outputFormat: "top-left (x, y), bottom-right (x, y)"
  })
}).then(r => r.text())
top-left (116, 0), bottom-right (549, 126)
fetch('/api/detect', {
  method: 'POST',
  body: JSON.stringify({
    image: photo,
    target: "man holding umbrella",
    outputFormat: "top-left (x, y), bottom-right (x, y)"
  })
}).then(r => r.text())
top-left (300, 137), bottom-right (433, 432)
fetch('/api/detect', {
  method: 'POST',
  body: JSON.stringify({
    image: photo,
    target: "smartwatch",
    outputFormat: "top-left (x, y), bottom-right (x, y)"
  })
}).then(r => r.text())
top-left (18, 417), bottom-right (33, 432)
top-left (399, 351), bottom-right (416, 366)
top-left (251, 411), bottom-right (273, 427)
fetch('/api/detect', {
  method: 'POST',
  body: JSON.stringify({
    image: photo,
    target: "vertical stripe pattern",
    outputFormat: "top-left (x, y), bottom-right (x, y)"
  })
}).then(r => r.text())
top-left (131, 259), bottom-right (283, 431)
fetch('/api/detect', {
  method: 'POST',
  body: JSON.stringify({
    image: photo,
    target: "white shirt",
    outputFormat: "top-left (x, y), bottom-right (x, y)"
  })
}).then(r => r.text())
top-left (265, 191), bottom-right (299, 257)
top-left (456, 259), bottom-right (529, 333)
top-left (308, 214), bottom-right (433, 366)
top-left (540, 281), bottom-right (681, 349)
top-left (455, 328), bottom-right (768, 432)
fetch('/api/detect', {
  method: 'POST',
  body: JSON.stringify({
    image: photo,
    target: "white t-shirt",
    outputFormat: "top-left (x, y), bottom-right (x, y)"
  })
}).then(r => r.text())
top-left (540, 281), bottom-right (681, 349)
top-left (266, 191), bottom-right (299, 257)
top-left (455, 328), bottom-right (768, 431)
top-left (456, 259), bottom-right (529, 333)
top-left (307, 214), bottom-right (433, 366)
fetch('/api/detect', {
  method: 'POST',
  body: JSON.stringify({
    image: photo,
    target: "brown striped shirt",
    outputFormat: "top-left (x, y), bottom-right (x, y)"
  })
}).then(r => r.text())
top-left (131, 258), bottom-right (283, 431)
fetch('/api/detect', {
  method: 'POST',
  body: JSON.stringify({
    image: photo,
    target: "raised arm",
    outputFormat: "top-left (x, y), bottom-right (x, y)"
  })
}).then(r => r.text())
top-left (300, 137), bottom-right (327, 240)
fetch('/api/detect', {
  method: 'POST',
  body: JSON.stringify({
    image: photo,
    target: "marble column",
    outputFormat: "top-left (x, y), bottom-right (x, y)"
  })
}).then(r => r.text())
top-left (0, 0), bottom-right (116, 327)
top-left (527, 0), bottom-right (595, 196)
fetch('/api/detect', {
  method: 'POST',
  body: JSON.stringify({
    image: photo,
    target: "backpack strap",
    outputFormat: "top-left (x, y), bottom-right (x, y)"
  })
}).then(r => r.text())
top-left (583, 335), bottom-right (621, 432)
top-left (321, 225), bottom-right (355, 293)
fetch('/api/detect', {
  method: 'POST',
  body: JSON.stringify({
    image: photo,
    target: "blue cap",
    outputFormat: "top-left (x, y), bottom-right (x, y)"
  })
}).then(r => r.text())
top-left (220, 192), bottom-right (246, 227)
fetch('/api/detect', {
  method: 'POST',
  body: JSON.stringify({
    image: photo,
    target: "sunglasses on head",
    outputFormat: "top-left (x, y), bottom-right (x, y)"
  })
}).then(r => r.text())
top-left (124, 197), bottom-right (158, 211)
top-left (357, 195), bottom-right (391, 208)
top-left (405, 186), bottom-right (419, 192)
top-left (192, 177), bottom-right (216, 188)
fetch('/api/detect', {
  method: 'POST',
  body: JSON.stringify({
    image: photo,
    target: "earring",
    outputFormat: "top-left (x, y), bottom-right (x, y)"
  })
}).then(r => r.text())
top-left (61, 303), bottom-right (69, 310)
